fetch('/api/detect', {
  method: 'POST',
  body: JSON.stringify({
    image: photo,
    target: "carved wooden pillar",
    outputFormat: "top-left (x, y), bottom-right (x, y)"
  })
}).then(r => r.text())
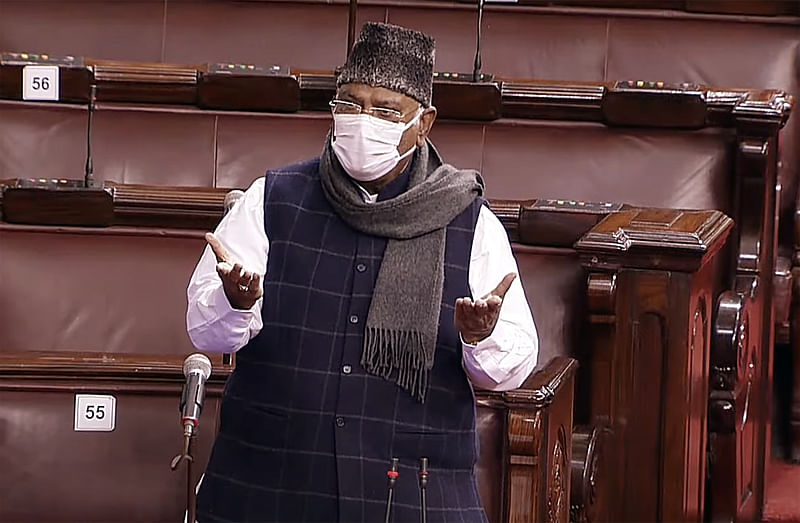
top-left (576, 208), bottom-right (733, 522)
top-left (706, 94), bottom-right (789, 522)
top-left (506, 358), bottom-right (577, 523)
top-left (475, 357), bottom-right (577, 523)
top-left (573, 271), bottom-right (616, 523)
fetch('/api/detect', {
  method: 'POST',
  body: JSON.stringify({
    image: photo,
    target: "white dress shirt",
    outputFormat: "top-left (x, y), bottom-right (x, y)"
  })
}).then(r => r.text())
top-left (186, 176), bottom-right (539, 391)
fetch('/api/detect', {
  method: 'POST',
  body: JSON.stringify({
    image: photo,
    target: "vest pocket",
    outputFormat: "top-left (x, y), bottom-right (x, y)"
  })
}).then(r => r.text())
top-left (245, 402), bottom-right (290, 420)
top-left (220, 396), bottom-right (289, 448)
top-left (391, 429), bottom-right (449, 463)
top-left (391, 428), bottom-right (476, 470)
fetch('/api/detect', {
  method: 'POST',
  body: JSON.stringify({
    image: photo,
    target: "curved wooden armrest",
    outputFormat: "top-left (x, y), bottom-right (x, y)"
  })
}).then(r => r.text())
top-left (475, 356), bottom-right (578, 409)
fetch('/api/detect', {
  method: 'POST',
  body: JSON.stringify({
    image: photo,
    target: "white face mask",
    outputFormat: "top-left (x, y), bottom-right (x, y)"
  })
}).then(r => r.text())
top-left (332, 109), bottom-right (423, 182)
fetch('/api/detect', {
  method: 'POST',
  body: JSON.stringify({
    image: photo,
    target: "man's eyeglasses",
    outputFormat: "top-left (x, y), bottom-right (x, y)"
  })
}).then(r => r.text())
top-left (329, 99), bottom-right (415, 124)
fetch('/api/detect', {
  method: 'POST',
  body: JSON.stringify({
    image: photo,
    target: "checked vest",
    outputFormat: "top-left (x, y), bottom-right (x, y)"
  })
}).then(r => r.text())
top-left (197, 156), bottom-right (488, 523)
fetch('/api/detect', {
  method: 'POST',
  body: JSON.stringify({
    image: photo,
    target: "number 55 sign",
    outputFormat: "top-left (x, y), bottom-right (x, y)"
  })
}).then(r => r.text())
top-left (74, 394), bottom-right (117, 432)
top-left (22, 65), bottom-right (59, 101)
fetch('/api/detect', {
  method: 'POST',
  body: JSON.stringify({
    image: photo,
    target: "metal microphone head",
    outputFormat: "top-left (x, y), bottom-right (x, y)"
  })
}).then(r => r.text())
top-left (183, 353), bottom-right (212, 380)
top-left (224, 190), bottom-right (245, 215)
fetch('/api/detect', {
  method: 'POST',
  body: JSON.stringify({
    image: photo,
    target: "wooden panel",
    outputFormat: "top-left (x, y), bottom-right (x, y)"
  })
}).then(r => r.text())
top-left (475, 405), bottom-right (505, 523)
top-left (88, 59), bottom-right (199, 105)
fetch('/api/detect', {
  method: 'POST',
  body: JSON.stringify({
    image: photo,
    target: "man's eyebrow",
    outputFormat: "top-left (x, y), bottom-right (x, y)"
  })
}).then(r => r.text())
top-left (338, 92), bottom-right (361, 103)
top-left (373, 97), bottom-right (403, 110)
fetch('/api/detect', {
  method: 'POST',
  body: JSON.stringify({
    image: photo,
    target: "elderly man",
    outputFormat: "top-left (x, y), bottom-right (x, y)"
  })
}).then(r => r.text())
top-left (187, 22), bottom-right (538, 523)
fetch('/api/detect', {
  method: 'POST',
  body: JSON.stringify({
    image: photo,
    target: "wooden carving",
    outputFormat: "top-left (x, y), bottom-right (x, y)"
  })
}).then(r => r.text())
top-left (570, 427), bottom-right (601, 523)
top-left (500, 81), bottom-right (604, 121)
top-left (709, 289), bottom-right (758, 521)
top-left (477, 356), bottom-right (577, 523)
top-left (576, 206), bottom-right (732, 522)
top-left (577, 208), bottom-right (734, 272)
top-left (585, 272), bottom-right (617, 425)
top-left (508, 408), bottom-right (542, 522)
top-left (703, 96), bottom-right (785, 520)
top-left (548, 426), bottom-right (569, 523)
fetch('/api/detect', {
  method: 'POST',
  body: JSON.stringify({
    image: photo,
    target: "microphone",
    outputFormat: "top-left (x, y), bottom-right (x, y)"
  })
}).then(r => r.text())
top-left (224, 189), bottom-right (245, 215)
top-left (472, 0), bottom-right (485, 83)
top-left (180, 353), bottom-right (212, 437)
top-left (84, 84), bottom-right (96, 188)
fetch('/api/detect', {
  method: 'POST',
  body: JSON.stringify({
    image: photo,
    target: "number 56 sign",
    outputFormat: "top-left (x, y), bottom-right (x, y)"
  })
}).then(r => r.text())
top-left (22, 65), bottom-right (59, 101)
top-left (74, 394), bottom-right (117, 432)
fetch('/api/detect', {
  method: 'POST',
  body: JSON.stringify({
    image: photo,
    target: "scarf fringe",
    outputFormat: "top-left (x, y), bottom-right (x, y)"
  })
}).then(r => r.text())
top-left (361, 327), bottom-right (430, 403)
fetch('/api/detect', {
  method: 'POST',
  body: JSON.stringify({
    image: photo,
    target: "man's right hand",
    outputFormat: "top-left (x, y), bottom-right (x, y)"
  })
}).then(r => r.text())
top-left (206, 232), bottom-right (263, 310)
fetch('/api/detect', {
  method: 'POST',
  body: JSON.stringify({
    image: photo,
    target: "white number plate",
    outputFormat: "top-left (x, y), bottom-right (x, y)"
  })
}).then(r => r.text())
top-left (22, 65), bottom-right (59, 101)
top-left (74, 394), bottom-right (116, 432)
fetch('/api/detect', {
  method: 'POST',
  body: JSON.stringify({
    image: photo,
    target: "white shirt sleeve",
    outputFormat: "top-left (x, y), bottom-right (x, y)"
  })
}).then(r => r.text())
top-left (461, 206), bottom-right (539, 391)
top-left (186, 182), bottom-right (539, 391)
top-left (186, 177), bottom-right (269, 353)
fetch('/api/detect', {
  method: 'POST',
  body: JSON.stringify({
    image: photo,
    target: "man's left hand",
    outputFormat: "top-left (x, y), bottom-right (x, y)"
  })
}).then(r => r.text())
top-left (455, 273), bottom-right (516, 345)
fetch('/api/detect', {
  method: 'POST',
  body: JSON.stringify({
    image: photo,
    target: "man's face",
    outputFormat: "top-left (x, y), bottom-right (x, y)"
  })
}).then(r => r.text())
top-left (335, 83), bottom-right (437, 157)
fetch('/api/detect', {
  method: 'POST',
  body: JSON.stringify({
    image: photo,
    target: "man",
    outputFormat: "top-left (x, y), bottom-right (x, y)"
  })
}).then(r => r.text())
top-left (186, 22), bottom-right (538, 523)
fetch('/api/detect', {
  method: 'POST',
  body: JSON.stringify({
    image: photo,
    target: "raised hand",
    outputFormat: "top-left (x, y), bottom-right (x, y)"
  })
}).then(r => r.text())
top-left (454, 273), bottom-right (516, 345)
top-left (206, 232), bottom-right (263, 310)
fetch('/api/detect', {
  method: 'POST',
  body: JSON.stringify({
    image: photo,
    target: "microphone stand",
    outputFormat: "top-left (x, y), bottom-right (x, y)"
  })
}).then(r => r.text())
top-left (84, 85), bottom-right (96, 187)
top-left (473, 0), bottom-right (485, 82)
top-left (347, 0), bottom-right (358, 53)
top-left (1, 79), bottom-right (113, 227)
top-left (171, 422), bottom-right (197, 523)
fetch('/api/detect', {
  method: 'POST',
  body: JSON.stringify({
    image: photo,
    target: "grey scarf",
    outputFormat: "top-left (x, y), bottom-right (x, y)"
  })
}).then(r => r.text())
top-left (320, 136), bottom-right (484, 402)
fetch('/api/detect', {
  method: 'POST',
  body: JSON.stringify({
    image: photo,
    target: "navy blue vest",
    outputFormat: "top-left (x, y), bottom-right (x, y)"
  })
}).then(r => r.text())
top-left (197, 157), bottom-right (487, 523)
